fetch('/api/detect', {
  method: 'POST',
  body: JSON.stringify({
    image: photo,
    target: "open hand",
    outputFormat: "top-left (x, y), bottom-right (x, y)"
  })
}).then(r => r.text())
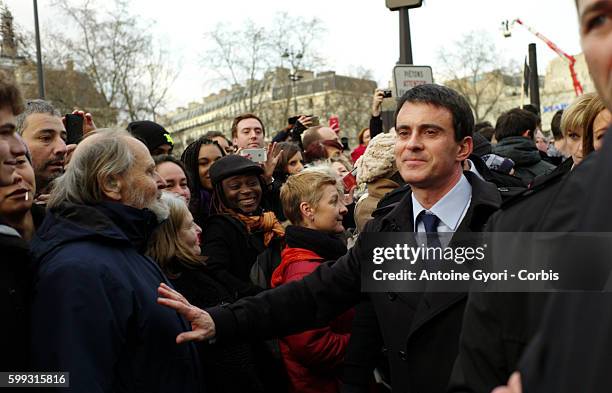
top-left (157, 283), bottom-right (216, 343)
top-left (263, 142), bottom-right (282, 182)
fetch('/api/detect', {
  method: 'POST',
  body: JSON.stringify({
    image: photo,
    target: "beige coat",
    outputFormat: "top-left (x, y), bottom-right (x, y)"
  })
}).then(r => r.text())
top-left (354, 177), bottom-right (400, 232)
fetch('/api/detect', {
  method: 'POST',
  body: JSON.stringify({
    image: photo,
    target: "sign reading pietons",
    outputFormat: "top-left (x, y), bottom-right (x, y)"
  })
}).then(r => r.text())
top-left (393, 65), bottom-right (434, 98)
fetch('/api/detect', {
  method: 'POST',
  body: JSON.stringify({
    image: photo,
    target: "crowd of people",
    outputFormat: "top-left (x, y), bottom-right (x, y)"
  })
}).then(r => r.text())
top-left (1, 0), bottom-right (611, 391)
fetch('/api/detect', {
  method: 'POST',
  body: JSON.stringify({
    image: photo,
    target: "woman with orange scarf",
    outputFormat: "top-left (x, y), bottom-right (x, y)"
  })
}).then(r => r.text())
top-left (201, 154), bottom-right (285, 298)
top-left (271, 168), bottom-right (354, 393)
top-left (201, 154), bottom-right (288, 392)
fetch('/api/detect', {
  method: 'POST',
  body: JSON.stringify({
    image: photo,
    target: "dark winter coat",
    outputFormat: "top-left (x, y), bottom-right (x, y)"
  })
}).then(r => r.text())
top-left (468, 154), bottom-right (526, 192)
top-left (271, 226), bottom-right (352, 393)
top-left (348, 160), bottom-right (531, 392)
top-left (0, 204), bottom-right (46, 373)
top-left (207, 172), bottom-right (501, 393)
top-left (30, 202), bottom-right (203, 393)
top-left (447, 158), bottom-right (573, 393)
top-left (0, 223), bottom-right (32, 372)
top-left (202, 213), bottom-right (283, 298)
top-left (168, 262), bottom-right (269, 393)
top-left (493, 136), bottom-right (556, 185)
top-left (340, 300), bottom-right (388, 393)
top-left (518, 127), bottom-right (612, 393)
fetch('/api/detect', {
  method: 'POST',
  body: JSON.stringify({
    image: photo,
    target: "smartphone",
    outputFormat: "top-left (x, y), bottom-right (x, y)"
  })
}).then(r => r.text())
top-left (289, 115), bottom-right (319, 127)
top-left (240, 148), bottom-right (267, 163)
top-left (328, 115), bottom-right (339, 130)
top-left (342, 170), bottom-right (357, 193)
top-left (65, 114), bottom-right (84, 144)
top-left (382, 89), bottom-right (393, 98)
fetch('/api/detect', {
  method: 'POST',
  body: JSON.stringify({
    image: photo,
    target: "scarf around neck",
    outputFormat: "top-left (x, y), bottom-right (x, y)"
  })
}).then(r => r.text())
top-left (225, 207), bottom-right (285, 247)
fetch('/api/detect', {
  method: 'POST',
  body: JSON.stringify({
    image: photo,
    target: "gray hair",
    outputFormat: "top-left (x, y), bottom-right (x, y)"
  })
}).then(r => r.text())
top-left (16, 99), bottom-right (61, 135)
top-left (47, 129), bottom-right (135, 209)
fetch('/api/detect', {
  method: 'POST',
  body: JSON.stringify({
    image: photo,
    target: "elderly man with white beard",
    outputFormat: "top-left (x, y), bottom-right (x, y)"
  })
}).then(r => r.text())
top-left (29, 129), bottom-right (204, 393)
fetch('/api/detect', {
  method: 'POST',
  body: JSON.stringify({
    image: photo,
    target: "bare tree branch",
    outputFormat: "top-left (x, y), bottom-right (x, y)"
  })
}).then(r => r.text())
top-left (46, 0), bottom-right (177, 123)
top-left (437, 30), bottom-right (513, 123)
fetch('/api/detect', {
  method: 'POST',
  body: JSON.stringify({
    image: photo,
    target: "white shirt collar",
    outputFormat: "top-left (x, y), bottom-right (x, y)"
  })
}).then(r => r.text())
top-left (467, 159), bottom-right (484, 180)
top-left (412, 174), bottom-right (472, 232)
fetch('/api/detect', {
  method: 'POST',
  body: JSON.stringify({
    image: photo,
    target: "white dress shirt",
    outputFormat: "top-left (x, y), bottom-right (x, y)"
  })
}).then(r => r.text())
top-left (412, 174), bottom-right (472, 235)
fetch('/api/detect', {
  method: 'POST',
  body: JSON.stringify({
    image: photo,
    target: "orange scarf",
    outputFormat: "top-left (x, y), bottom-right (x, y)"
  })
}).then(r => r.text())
top-left (228, 210), bottom-right (285, 246)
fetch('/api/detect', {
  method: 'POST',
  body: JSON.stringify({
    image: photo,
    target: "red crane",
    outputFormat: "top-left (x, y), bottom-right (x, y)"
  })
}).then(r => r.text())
top-left (502, 18), bottom-right (584, 96)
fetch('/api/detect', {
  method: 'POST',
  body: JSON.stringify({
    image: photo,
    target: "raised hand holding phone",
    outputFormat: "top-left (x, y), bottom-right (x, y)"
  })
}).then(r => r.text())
top-left (240, 148), bottom-right (267, 163)
top-left (329, 115), bottom-right (340, 133)
top-left (65, 114), bottom-right (84, 145)
top-left (372, 89), bottom-right (385, 117)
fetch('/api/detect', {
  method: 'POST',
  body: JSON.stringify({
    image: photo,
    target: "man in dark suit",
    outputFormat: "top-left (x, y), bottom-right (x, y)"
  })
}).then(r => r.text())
top-left (158, 84), bottom-right (502, 392)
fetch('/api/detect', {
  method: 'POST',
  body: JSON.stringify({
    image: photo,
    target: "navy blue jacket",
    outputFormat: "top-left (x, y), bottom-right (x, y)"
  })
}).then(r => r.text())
top-left (30, 202), bottom-right (203, 393)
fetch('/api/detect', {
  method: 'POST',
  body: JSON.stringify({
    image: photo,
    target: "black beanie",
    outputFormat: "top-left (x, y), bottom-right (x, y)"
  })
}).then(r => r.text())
top-left (127, 120), bottom-right (174, 153)
top-left (472, 132), bottom-right (492, 157)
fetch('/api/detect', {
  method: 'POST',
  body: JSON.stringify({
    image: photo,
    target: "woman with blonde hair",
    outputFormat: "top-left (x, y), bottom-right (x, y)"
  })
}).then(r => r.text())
top-left (272, 168), bottom-right (352, 393)
top-left (524, 93), bottom-right (601, 189)
top-left (147, 192), bottom-right (268, 393)
top-left (581, 94), bottom-right (611, 155)
top-left (560, 92), bottom-right (599, 167)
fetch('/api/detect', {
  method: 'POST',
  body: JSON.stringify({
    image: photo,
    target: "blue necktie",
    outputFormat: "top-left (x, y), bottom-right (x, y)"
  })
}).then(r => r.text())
top-left (418, 211), bottom-right (441, 274)
top-left (419, 211), bottom-right (441, 249)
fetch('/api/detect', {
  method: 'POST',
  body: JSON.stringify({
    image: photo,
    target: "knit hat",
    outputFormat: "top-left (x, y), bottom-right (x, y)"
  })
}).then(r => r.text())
top-left (482, 153), bottom-right (515, 174)
top-left (472, 132), bottom-right (493, 157)
top-left (355, 132), bottom-right (397, 185)
top-left (209, 154), bottom-right (264, 186)
top-left (127, 120), bottom-right (174, 153)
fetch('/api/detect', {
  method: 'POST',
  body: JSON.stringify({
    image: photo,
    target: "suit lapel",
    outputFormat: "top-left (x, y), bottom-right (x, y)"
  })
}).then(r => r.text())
top-left (381, 192), bottom-right (423, 304)
top-left (406, 173), bottom-right (501, 339)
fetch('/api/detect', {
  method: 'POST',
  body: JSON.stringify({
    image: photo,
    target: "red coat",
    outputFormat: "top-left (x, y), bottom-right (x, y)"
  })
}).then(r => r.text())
top-left (271, 247), bottom-right (354, 393)
top-left (351, 144), bottom-right (367, 163)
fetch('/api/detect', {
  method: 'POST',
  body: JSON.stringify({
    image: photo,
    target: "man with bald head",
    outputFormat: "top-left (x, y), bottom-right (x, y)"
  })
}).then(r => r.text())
top-left (302, 125), bottom-right (344, 161)
top-left (30, 129), bottom-right (203, 392)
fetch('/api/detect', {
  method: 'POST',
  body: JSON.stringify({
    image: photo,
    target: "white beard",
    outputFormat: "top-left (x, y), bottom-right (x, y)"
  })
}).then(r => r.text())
top-left (124, 188), bottom-right (169, 223)
top-left (147, 197), bottom-right (170, 223)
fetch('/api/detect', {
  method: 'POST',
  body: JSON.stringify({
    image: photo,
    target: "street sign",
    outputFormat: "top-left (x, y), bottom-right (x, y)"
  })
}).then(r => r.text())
top-left (385, 0), bottom-right (423, 10)
top-left (393, 65), bottom-right (434, 98)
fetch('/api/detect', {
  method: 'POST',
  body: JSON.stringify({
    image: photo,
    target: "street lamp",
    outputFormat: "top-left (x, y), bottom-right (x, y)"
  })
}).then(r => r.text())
top-left (33, 0), bottom-right (45, 99)
top-left (281, 49), bottom-right (303, 113)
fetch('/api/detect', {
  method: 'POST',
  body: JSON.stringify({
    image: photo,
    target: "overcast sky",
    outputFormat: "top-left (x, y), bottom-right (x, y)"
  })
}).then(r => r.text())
top-left (4, 0), bottom-right (582, 112)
